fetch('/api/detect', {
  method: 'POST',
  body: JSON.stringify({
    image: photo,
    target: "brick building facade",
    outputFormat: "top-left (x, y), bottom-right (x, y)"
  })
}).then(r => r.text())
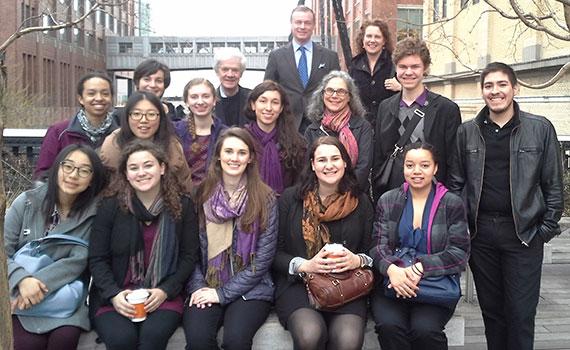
top-left (0, 0), bottom-right (136, 128)
top-left (311, 0), bottom-right (423, 67)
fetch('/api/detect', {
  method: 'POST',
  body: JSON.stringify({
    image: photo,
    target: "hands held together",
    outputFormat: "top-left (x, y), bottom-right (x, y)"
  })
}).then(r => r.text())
top-left (11, 277), bottom-right (49, 312)
top-left (386, 262), bottom-right (424, 299)
top-left (298, 245), bottom-right (361, 274)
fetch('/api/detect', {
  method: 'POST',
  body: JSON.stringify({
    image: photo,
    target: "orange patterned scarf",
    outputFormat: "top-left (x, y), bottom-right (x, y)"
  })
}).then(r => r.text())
top-left (302, 190), bottom-right (359, 258)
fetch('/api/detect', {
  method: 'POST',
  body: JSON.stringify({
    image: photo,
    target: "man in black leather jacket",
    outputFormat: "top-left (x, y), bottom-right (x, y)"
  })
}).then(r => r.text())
top-left (449, 62), bottom-right (563, 350)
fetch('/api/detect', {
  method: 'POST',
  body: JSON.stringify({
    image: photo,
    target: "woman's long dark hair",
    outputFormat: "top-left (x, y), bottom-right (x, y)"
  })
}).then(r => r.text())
top-left (244, 80), bottom-right (307, 172)
top-left (298, 136), bottom-right (360, 198)
top-left (117, 91), bottom-right (174, 152)
top-left (196, 127), bottom-right (273, 232)
top-left (114, 139), bottom-right (183, 219)
top-left (42, 144), bottom-right (107, 224)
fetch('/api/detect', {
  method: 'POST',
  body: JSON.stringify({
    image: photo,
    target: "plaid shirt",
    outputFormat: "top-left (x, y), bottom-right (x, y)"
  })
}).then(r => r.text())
top-left (371, 182), bottom-right (470, 278)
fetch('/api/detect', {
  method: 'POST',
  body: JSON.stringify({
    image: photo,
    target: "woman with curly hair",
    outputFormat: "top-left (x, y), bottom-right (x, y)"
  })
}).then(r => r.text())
top-left (174, 78), bottom-right (227, 186)
top-left (304, 70), bottom-right (373, 192)
top-left (183, 128), bottom-right (278, 350)
top-left (349, 19), bottom-right (400, 125)
top-left (244, 80), bottom-right (307, 195)
top-left (89, 140), bottom-right (200, 350)
top-left (99, 91), bottom-right (193, 194)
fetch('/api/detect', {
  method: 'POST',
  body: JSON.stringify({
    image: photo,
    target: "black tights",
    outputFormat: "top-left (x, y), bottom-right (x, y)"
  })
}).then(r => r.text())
top-left (287, 308), bottom-right (365, 350)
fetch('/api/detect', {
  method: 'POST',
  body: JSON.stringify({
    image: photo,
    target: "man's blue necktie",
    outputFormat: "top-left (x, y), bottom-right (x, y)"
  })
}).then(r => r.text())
top-left (298, 46), bottom-right (309, 88)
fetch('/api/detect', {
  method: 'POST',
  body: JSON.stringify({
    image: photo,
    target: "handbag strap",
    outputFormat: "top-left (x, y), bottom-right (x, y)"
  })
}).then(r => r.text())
top-left (35, 234), bottom-right (88, 248)
top-left (389, 108), bottom-right (425, 158)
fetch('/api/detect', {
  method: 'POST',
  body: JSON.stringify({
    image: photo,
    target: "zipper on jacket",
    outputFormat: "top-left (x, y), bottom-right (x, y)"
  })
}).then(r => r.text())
top-left (473, 125), bottom-right (485, 239)
top-left (509, 125), bottom-right (527, 246)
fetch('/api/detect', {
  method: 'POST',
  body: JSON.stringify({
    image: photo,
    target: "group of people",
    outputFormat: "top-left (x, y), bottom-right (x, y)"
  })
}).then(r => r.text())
top-left (5, 4), bottom-right (563, 350)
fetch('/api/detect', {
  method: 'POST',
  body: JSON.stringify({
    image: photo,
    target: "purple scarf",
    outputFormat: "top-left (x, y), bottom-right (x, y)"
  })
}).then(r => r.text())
top-left (203, 182), bottom-right (259, 287)
top-left (246, 122), bottom-right (284, 194)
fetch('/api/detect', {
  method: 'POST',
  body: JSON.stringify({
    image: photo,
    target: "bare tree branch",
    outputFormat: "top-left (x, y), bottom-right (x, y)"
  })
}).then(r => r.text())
top-left (518, 61), bottom-right (570, 88)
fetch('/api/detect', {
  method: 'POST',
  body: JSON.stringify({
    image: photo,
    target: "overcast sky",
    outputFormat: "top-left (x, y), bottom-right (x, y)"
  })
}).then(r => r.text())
top-left (147, 0), bottom-right (300, 37)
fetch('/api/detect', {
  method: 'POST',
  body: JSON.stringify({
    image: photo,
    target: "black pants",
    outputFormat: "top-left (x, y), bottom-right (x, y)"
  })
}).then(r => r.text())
top-left (183, 298), bottom-right (271, 350)
top-left (470, 216), bottom-right (544, 350)
top-left (93, 309), bottom-right (181, 350)
top-left (371, 288), bottom-right (455, 350)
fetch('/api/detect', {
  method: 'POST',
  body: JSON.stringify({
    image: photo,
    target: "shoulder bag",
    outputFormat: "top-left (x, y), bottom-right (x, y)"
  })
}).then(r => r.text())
top-left (303, 267), bottom-right (374, 311)
top-left (373, 108), bottom-right (425, 200)
top-left (12, 234), bottom-right (88, 318)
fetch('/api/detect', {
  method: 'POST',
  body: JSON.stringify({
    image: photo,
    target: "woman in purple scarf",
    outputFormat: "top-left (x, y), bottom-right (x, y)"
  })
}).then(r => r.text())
top-left (183, 128), bottom-right (278, 350)
top-left (244, 80), bottom-right (306, 195)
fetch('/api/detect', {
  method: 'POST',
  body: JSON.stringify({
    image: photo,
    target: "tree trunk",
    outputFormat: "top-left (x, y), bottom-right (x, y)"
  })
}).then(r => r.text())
top-left (0, 116), bottom-right (14, 349)
top-left (331, 0), bottom-right (352, 67)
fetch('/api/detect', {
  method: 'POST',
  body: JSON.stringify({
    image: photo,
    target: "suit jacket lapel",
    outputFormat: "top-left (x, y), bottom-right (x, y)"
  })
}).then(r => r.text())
top-left (421, 92), bottom-right (438, 139)
top-left (307, 43), bottom-right (322, 88)
top-left (285, 43), bottom-right (304, 91)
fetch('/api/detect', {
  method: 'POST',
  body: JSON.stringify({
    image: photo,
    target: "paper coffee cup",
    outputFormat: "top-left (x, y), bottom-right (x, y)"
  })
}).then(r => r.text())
top-left (325, 243), bottom-right (345, 258)
top-left (125, 289), bottom-right (150, 322)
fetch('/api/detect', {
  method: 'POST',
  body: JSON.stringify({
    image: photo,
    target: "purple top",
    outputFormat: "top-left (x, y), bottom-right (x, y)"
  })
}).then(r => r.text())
top-left (399, 88), bottom-right (428, 108)
top-left (95, 221), bottom-right (184, 317)
top-left (188, 135), bottom-right (211, 186)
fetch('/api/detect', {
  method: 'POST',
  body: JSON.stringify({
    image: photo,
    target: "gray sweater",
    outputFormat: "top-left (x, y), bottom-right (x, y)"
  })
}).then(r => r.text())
top-left (5, 184), bottom-right (98, 333)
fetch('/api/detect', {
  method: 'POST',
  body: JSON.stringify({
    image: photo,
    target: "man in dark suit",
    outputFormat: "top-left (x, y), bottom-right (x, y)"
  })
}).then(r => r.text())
top-left (264, 5), bottom-right (340, 132)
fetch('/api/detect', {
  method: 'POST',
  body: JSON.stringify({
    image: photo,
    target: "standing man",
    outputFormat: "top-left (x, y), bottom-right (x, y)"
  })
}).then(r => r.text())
top-left (115, 59), bottom-right (178, 124)
top-left (449, 62), bottom-right (563, 350)
top-left (213, 47), bottom-right (251, 126)
top-left (372, 37), bottom-right (461, 201)
top-left (264, 5), bottom-right (340, 132)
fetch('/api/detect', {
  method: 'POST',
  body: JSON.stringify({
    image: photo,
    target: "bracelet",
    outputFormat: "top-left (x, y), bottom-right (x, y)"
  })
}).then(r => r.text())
top-left (411, 264), bottom-right (424, 276)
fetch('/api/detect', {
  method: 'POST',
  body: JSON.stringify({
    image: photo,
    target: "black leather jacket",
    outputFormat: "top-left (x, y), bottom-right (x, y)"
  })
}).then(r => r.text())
top-left (449, 102), bottom-right (563, 245)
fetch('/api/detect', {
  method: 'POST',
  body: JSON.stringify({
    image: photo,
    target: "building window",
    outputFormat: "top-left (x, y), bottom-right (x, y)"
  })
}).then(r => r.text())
top-left (397, 7), bottom-right (423, 41)
top-left (433, 0), bottom-right (439, 21)
top-left (150, 42), bottom-right (164, 54)
top-left (442, 0), bottom-right (447, 18)
top-left (119, 42), bottom-right (133, 53)
top-left (461, 0), bottom-right (470, 8)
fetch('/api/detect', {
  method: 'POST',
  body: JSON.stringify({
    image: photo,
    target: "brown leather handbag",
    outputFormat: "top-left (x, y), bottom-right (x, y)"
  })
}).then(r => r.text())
top-left (303, 268), bottom-right (374, 310)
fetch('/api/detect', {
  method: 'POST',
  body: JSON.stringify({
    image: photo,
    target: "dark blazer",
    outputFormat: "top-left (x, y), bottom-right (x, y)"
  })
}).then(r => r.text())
top-left (272, 187), bottom-right (374, 299)
top-left (264, 42), bottom-right (340, 130)
top-left (372, 90), bottom-right (461, 200)
top-left (88, 196), bottom-right (200, 317)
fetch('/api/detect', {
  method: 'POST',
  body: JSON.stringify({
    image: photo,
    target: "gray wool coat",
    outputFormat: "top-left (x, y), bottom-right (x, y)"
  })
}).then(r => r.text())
top-left (5, 184), bottom-right (98, 333)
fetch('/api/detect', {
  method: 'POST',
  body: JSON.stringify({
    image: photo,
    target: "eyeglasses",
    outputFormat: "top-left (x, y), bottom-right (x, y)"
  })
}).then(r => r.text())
top-left (129, 111), bottom-right (160, 121)
top-left (60, 161), bottom-right (93, 178)
top-left (323, 87), bottom-right (349, 98)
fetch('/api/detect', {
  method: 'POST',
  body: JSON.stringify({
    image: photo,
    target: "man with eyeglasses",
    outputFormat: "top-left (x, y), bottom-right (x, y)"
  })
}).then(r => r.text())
top-left (264, 5), bottom-right (340, 133)
top-left (371, 37), bottom-right (461, 201)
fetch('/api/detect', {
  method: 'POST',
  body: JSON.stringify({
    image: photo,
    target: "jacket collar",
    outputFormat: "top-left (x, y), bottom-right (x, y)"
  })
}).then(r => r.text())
top-left (474, 100), bottom-right (521, 127)
top-left (351, 49), bottom-right (391, 75)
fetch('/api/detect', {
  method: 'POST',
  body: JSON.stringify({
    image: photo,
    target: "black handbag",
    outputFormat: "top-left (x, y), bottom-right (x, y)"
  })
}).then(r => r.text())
top-left (373, 108), bottom-right (425, 200)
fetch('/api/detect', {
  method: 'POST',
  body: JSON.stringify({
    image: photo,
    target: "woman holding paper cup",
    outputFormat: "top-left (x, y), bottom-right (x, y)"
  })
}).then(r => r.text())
top-left (89, 140), bottom-right (200, 350)
top-left (272, 136), bottom-right (374, 350)
top-left (5, 144), bottom-right (106, 350)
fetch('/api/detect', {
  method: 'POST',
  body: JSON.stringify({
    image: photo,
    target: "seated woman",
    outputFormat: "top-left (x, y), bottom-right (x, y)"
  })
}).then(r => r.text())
top-left (273, 136), bottom-right (374, 350)
top-left (244, 80), bottom-right (306, 195)
top-left (304, 71), bottom-right (372, 192)
top-left (183, 128), bottom-right (277, 350)
top-left (35, 72), bottom-right (117, 179)
top-left (174, 78), bottom-right (226, 186)
top-left (89, 140), bottom-right (200, 350)
top-left (371, 142), bottom-right (470, 350)
top-left (6, 144), bottom-right (106, 350)
top-left (100, 91), bottom-right (193, 194)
